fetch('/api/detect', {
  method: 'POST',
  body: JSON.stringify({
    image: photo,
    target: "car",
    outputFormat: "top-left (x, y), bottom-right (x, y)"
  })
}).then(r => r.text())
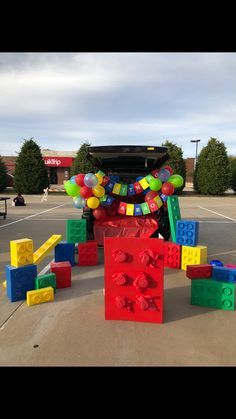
top-left (82, 145), bottom-right (171, 243)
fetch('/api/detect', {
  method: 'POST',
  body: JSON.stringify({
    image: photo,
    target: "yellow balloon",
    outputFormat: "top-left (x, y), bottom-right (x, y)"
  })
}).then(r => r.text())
top-left (87, 197), bottom-right (100, 209)
top-left (92, 185), bottom-right (105, 198)
top-left (95, 174), bottom-right (103, 185)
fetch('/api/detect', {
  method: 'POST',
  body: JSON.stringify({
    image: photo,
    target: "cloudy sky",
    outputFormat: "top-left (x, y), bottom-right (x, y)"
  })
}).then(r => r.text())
top-left (0, 52), bottom-right (236, 158)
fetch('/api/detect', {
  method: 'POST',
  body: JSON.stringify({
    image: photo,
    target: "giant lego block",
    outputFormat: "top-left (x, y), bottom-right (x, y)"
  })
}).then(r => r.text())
top-left (35, 273), bottom-right (56, 291)
top-left (5, 264), bottom-right (37, 302)
top-left (50, 261), bottom-right (71, 288)
top-left (167, 196), bottom-right (181, 243)
top-left (164, 242), bottom-right (181, 269)
top-left (33, 235), bottom-right (62, 264)
top-left (181, 245), bottom-right (207, 271)
top-left (66, 219), bottom-right (86, 243)
top-left (176, 220), bottom-right (199, 247)
top-left (212, 266), bottom-right (236, 283)
top-left (10, 238), bottom-right (34, 268)
top-left (54, 241), bottom-right (75, 266)
top-left (191, 279), bottom-right (235, 310)
top-left (104, 237), bottom-right (164, 323)
top-left (27, 287), bottom-right (54, 306)
top-left (186, 264), bottom-right (212, 279)
top-left (78, 241), bottom-right (98, 266)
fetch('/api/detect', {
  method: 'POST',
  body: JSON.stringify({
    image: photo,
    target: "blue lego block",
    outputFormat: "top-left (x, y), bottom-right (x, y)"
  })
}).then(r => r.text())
top-left (5, 264), bottom-right (37, 302)
top-left (212, 266), bottom-right (236, 283)
top-left (54, 242), bottom-right (75, 266)
top-left (176, 220), bottom-right (199, 247)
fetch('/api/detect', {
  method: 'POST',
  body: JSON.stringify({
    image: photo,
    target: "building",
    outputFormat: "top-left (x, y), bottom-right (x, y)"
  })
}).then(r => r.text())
top-left (2, 150), bottom-right (77, 187)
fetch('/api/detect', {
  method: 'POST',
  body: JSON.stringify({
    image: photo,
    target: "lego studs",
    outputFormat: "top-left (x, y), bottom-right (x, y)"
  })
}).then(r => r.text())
top-left (112, 272), bottom-right (128, 286)
top-left (138, 250), bottom-right (159, 268)
top-left (133, 272), bottom-right (149, 291)
top-left (112, 249), bottom-right (127, 263)
top-left (115, 296), bottom-right (133, 311)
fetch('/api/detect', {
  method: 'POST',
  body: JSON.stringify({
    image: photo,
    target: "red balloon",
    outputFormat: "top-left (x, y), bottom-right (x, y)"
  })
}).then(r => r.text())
top-left (145, 190), bottom-right (158, 202)
top-left (93, 207), bottom-right (107, 221)
top-left (164, 166), bottom-right (173, 176)
top-left (75, 174), bottom-right (85, 186)
top-left (80, 186), bottom-right (93, 199)
top-left (161, 182), bottom-right (175, 196)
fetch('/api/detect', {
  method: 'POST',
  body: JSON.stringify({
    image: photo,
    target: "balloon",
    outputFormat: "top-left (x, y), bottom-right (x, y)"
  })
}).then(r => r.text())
top-left (164, 165), bottom-right (173, 176)
top-left (93, 206), bottom-right (107, 220)
top-left (158, 168), bottom-right (171, 182)
top-left (168, 174), bottom-right (184, 188)
top-left (136, 176), bottom-right (143, 182)
top-left (70, 175), bottom-right (77, 184)
top-left (161, 182), bottom-right (175, 196)
top-left (143, 187), bottom-right (151, 195)
top-left (64, 181), bottom-right (81, 197)
top-left (80, 186), bottom-right (93, 199)
top-left (73, 196), bottom-right (86, 209)
top-left (75, 174), bottom-right (85, 187)
top-left (145, 190), bottom-right (158, 202)
top-left (84, 173), bottom-right (98, 188)
top-left (92, 185), bottom-right (105, 198)
top-left (210, 260), bottom-right (224, 267)
top-left (96, 173), bottom-right (104, 185)
top-left (149, 178), bottom-right (162, 191)
top-left (87, 196), bottom-right (100, 209)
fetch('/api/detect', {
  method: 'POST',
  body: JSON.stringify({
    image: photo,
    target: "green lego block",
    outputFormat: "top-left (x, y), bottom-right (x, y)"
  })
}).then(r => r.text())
top-left (167, 195), bottom-right (181, 242)
top-left (140, 202), bottom-right (151, 215)
top-left (191, 279), bottom-right (235, 310)
top-left (120, 184), bottom-right (128, 196)
top-left (66, 219), bottom-right (86, 243)
top-left (146, 174), bottom-right (155, 183)
top-left (35, 273), bottom-right (56, 292)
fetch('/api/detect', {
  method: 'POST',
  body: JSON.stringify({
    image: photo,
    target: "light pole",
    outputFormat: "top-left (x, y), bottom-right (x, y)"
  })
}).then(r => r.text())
top-left (190, 139), bottom-right (201, 168)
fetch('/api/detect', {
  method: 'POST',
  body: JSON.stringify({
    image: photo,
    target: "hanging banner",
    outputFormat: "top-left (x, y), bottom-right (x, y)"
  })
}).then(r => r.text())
top-left (128, 184), bottom-right (135, 195)
top-left (154, 195), bottom-right (163, 208)
top-left (112, 183), bottom-right (121, 194)
top-left (151, 169), bottom-right (159, 178)
top-left (133, 182), bottom-right (143, 194)
top-left (120, 184), bottom-right (128, 196)
top-left (126, 204), bottom-right (134, 216)
top-left (105, 181), bottom-right (115, 193)
top-left (118, 201), bottom-right (127, 215)
top-left (140, 202), bottom-right (151, 215)
top-left (148, 198), bottom-right (159, 212)
top-left (134, 204), bottom-right (142, 216)
top-left (139, 177), bottom-right (150, 190)
top-left (146, 174), bottom-right (155, 183)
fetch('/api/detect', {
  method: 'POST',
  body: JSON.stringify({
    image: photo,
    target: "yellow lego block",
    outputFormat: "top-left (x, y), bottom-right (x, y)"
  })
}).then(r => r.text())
top-left (126, 204), bottom-right (134, 216)
top-left (181, 245), bottom-right (208, 271)
top-left (153, 195), bottom-right (163, 209)
top-left (33, 235), bottom-right (62, 264)
top-left (112, 183), bottom-right (121, 194)
top-left (27, 287), bottom-right (54, 306)
top-left (10, 238), bottom-right (34, 268)
top-left (139, 177), bottom-right (150, 190)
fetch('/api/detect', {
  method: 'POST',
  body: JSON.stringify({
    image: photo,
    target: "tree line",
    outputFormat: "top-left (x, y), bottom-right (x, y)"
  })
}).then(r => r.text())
top-left (0, 137), bottom-right (236, 194)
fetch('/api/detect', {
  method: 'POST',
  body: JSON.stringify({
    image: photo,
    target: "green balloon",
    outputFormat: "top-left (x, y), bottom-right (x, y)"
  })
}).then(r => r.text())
top-left (64, 180), bottom-right (81, 197)
top-left (149, 178), bottom-right (162, 191)
top-left (168, 175), bottom-right (184, 188)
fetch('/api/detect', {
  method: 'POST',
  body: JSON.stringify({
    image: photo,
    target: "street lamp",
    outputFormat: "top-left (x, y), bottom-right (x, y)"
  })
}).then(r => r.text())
top-left (190, 139), bottom-right (201, 168)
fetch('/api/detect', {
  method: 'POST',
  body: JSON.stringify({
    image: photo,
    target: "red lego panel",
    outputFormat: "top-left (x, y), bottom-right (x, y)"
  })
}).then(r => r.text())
top-left (50, 261), bottom-right (71, 288)
top-left (78, 241), bottom-right (98, 266)
top-left (186, 264), bottom-right (212, 279)
top-left (104, 237), bottom-right (164, 323)
top-left (164, 242), bottom-right (181, 269)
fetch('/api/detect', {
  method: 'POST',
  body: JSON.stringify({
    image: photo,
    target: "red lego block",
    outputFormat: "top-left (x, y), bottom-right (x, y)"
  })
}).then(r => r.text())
top-left (78, 241), bottom-right (98, 266)
top-left (104, 237), bottom-right (164, 323)
top-left (50, 261), bottom-right (71, 288)
top-left (186, 264), bottom-right (212, 279)
top-left (164, 242), bottom-right (181, 269)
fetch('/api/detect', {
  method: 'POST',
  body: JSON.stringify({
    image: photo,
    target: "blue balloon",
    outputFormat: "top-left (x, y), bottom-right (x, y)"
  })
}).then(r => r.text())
top-left (84, 173), bottom-right (98, 188)
top-left (158, 168), bottom-right (171, 183)
top-left (73, 196), bottom-right (86, 209)
top-left (136, 176), bottom-right (143, 182)
top-left (210, 259), bottom-right (224, 267)
top-left (70, 175), bottom-right (77, 184)
top-left (143, 187), bottom-right (151, 195)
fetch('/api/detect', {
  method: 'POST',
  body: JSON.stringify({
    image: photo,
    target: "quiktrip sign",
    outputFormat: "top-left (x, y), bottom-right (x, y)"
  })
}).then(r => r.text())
top-left (43, 157), bottom-right (73, 167)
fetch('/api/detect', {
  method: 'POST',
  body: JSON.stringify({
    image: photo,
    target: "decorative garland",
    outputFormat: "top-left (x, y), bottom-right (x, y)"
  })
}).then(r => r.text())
top-left (97, 170), bottom-right (159, 196)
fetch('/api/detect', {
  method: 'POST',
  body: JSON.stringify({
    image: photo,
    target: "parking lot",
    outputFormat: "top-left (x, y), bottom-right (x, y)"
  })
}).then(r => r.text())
top-left (1, 192), bottom-right (236, 366)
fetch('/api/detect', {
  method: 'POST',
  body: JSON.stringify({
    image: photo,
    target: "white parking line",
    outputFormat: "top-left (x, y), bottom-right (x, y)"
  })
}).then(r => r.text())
top-left (0, 204), bottom-right (66, 229)
top-left (198, 206), bottom-right (236, 222)
top-left (38, 259), bottom-right (54, 275)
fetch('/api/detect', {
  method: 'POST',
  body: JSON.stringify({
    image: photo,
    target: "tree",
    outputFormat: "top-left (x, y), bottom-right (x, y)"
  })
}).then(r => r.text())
top-left (231, 163), bottom-right (236, 193)
top-left (193, 137), bottom-right (230, 195)
top-left (71, 142), bottom-right (94, 175)
top-left (161, 140), bottom-right (186, 193)
top-left (228, 155), bottom-right (236, 188)
top-left (0, 157), bottom-right (8, 192)
top-left (14, 138), bottom-right (49, 194)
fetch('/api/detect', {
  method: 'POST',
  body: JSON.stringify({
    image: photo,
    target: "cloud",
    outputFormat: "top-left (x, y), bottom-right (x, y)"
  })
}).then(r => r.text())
top-left (0, 53), bottom-right (236, 158)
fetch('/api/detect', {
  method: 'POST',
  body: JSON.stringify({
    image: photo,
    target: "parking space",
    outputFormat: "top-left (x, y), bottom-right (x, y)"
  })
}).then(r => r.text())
top-left (1, 193), bottom-right (236, 366)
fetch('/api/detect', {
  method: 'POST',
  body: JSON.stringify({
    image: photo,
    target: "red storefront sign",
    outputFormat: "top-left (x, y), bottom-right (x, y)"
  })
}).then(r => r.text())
top-left (43, 157), bottom-right (73, 167)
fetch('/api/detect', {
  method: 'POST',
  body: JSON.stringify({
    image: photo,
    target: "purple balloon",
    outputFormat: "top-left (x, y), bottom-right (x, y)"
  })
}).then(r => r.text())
top-left (84, 173), bottom-right (98, 188)
top-left (158, 168), bottom-right (171, 182)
